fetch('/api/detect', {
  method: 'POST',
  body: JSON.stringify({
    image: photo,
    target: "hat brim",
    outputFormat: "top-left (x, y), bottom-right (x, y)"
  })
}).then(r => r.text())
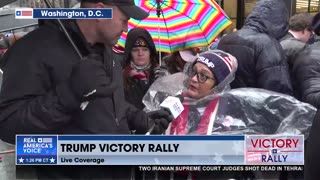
top-left (118, 5), bottom-right (149, 20)
top-left (179, 50), bottom-right (198, 62)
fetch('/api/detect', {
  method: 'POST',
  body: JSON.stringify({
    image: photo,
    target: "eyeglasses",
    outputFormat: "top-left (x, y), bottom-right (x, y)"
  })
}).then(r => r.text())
top-left (190, 69), bottom-right (215, 83)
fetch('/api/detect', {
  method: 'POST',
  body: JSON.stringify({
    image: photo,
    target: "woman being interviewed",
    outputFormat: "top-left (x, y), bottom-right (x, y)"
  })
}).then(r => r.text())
top-left (142, 49), bottom-right (314, 137)
top-left (123, 27), bottom-right (159, 110)
top-left (169, 50), bottom-right (238, 135)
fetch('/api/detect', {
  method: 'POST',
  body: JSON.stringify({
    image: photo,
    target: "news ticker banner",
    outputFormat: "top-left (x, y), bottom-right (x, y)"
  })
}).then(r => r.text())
top-left (15, 8), bottom-right (112, 19)
top-left (137, 165), bottom-right (303, 172)
top-left (15, 135), bottom-right (304, 166)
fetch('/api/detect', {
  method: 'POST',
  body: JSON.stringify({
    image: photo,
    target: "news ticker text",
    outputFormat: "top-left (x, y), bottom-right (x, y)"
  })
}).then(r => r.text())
top-left (137, 165), bottom-right (303, 172)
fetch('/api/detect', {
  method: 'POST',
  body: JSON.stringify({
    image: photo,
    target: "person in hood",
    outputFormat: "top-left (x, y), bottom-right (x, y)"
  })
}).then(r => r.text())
top-left (122, 27), bottom-right (159, 109)
top-left (169, 50), bottom-right (238, 135)
top-left (0, 0), bottom-right (173, 179)
top-left (217, 0), bottom-right (293, 95)
top-left (159, 50), bottom-right (239, 179)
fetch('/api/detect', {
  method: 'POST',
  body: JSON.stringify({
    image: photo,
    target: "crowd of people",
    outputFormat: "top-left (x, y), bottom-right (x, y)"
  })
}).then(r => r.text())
top-left (0, 0), bottom-right (320, 179)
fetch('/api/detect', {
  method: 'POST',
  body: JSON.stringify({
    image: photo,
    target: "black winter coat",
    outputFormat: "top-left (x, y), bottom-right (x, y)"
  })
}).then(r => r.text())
top-left (305, 109), bottom-right (320, 180)
top-left (125, 76), bottom-right (155, 110)
top-left (0, 20), bottom-right (145, 179)
top-left (293, 41), bottom-right (320, 108)
top-left (280, 33), bottom-right (308, 98)
top-left (281, 33), bottom-right (307, 68)
top-left (217, 0), bottom-right (293, 95)
top-left (123, 27), bottom-right (158, 110)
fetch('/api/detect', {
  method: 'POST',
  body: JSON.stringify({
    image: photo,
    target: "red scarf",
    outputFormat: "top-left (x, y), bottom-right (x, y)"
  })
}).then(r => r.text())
top-left (124, 66), bottom-right (150, 81)
top-left (170, 97), bottom-right (220, 135)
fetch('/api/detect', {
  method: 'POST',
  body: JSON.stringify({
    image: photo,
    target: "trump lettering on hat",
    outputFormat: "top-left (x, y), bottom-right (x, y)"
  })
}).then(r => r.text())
top-left (196, 50), bottom-right (237, 84)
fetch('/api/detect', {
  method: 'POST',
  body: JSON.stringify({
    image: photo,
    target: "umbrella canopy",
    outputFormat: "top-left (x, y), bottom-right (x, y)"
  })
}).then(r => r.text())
top-left (117, 0), bottom-right (232, 53)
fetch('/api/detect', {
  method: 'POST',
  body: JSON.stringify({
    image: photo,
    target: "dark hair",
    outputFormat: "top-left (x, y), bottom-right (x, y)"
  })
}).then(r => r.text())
top-left (312, 12), bottom-right (320, 35)
top-left (289, 13), bottom-right (313, 31)
top-left (163, 52), bottom-right (184, 74)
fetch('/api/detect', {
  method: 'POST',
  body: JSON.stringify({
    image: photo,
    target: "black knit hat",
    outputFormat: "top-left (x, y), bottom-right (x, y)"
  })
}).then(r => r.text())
top-left (133, 38), bottom-right (149, 48)
top-left (124, 27), bottom-right (157, 65)
top-left (81, 0), bottom-right (148, 20)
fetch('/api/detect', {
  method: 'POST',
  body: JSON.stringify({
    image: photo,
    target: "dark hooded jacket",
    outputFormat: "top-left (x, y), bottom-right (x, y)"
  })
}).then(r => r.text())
top-left (0, 20), bottom-right (148, 179)
top-left (293, 41), bottom-right (320, 108)
top-left (217, 0), bottom-right (293, 95)
top-left (123, 27), bottom-right (158, 110)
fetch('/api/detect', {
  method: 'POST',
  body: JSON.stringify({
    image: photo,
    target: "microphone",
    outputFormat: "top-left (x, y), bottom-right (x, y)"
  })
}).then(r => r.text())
top-left (159, 95), bottom-right (184, 119)
top-left (145, 94), bottom-right (184, 135)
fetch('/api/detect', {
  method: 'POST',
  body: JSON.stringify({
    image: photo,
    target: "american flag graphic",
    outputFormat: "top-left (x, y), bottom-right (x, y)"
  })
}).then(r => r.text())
top-left (15, 8), bottom-right (33, 19)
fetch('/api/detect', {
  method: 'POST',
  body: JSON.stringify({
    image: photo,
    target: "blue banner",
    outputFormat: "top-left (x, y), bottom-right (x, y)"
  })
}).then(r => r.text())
top-left (16, 135), bottom-right (57, 165)
top-left (15, 8), bottom-right (112, 19)
top-left (57, 135), bottom-right (244, 141)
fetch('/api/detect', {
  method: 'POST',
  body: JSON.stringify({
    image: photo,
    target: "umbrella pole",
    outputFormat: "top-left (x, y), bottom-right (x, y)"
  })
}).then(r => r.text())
top-left (43, 0), bottom-right (83, 59)
top-left (157, 0), bottom-right (161, 66)
top-left (158, 22), bottom-right (161, 66)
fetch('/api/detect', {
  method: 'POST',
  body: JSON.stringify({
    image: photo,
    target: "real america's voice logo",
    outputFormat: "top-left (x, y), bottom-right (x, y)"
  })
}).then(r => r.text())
top-left (245, 135), bottom-right (304, 165)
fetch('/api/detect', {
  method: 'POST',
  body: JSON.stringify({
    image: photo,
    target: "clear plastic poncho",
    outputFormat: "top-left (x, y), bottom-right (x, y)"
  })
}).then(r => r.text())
top-left (143, 50), bottom-right (316, 138)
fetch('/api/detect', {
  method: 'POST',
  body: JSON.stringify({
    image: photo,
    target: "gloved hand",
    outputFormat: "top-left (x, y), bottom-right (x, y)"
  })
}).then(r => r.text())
top-left (154, 66), bottom-right (169, 79)
top-left (146, 109), bottom-right (174, 134)
top-left (56, 54), bottom-right (117, 110)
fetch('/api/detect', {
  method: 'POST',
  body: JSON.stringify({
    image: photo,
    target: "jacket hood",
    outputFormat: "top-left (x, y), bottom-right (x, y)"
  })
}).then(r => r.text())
top-left (124, 27), bottom-right (157, 65)
top-left (244, 0), bottom-right (289, 40)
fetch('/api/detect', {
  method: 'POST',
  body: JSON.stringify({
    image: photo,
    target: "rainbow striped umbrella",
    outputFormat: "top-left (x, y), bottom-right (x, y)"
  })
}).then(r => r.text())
top-left (117, 0), bottom-right (232, 53)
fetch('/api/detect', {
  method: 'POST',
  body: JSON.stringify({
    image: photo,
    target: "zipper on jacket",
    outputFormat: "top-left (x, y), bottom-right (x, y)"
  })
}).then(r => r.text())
top-left (112, 94), bottom-right (120, 126)
top-left (106, 48), bottom-right (120, 127)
